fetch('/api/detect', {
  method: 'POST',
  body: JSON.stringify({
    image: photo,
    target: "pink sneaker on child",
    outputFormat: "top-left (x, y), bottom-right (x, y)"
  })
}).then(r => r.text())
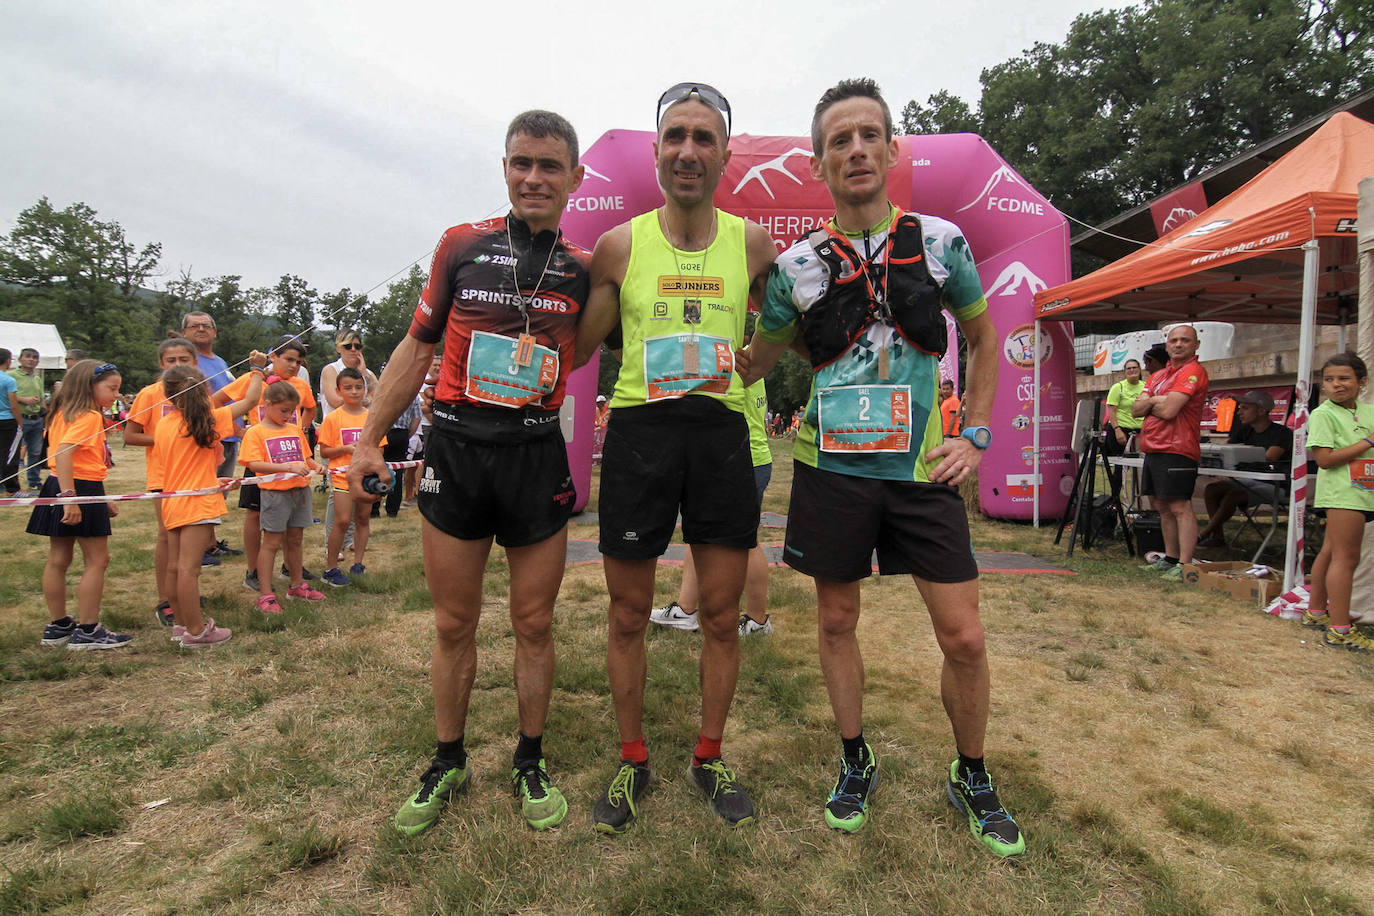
top-left (287, 582), bottom-right (325, 602)
top-left (180, 618), bottom-right (232, 647)
top-left (256, 594), bottom-right (283, 614)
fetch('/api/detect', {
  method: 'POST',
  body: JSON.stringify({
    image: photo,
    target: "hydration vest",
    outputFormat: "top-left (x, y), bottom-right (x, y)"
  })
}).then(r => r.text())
top-left (800, 212), bottom-right (948, 368)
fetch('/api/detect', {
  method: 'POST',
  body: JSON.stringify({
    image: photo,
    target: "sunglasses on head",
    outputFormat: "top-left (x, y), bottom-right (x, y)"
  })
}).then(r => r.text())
top-left (93, 363), bottom-right (119, 378)
top-left (656, 82), bottom-right (731, 137)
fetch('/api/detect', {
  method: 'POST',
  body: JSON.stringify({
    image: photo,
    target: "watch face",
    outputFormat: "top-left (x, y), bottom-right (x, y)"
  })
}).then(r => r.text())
top-left (965, 426), bottom-right (991, 448)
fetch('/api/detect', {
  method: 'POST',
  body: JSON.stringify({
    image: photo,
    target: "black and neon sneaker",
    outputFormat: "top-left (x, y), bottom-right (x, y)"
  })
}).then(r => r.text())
top-left (688, 758), bottom-right (755, 827)
top-left (825, 746), bottom-right (878, 833)
top-left (394, 759), bottom-right (470, 836)
top-left (946, 761), bottom-right (1024, 856)
top-left (1300, 608), bottom-right (1329, 630)
top-left (1323, 625), bottom-right (1374, 653)
top-left (512, 758), bottom-right (568, 830)
top-left (593, 761), bottom-right (651, 835)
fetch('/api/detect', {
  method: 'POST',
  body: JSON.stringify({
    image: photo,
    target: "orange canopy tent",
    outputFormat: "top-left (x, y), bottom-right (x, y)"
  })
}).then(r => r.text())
top-left (1034, 113), bottom-right (1371, 325)
top-left (1031, 113), bottom-right (1374, 590)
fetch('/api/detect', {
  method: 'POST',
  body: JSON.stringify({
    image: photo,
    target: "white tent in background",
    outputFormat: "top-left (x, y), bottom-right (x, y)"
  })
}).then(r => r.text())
top-left (0, 321), bottom-right (67, 369)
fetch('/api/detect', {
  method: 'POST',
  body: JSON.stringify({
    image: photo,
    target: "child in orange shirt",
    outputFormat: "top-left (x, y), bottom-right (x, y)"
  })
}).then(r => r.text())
top-left (319, 367), bottom-right (386, 586)
top-left (238, 381), bottom-right (323, 613)
top-left (124, 337), bottom-right (199, 626)
top-left (26, 360), bottom-right (130, 651)
top-left (216, 337), bottom-right (317, 591)
top-left (155, 355), bottom-right (267, 646)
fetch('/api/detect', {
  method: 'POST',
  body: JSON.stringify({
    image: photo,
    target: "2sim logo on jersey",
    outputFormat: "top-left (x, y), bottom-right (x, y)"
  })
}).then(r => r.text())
top-left (473, 253), bottom-right (518, 267)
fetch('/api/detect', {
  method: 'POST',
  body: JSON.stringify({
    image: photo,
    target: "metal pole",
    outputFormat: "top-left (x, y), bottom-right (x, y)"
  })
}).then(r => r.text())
top-left (1033, 319), bottom-right (1042, 527)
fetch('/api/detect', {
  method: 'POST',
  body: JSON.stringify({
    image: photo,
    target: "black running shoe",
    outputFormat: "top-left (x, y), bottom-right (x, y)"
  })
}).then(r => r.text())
top-left (215, 539), bottom-right (244, 556)
top-left (688, 758), bottom-right (755, 827)
top-left (946, 761), bottom-right (1025, 856)
top-left (825, 745), bottom-right (878, 833)
top-left (593, 761), bottom-right (651, 835)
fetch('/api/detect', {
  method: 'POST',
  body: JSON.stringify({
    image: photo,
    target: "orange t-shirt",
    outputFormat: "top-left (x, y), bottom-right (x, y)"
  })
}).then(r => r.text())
top-left (154, 405), bottom-right (237, 529)
top-left (318, 407), bottom-right (383, 491)
top-left (238, 422), bottom-right (312, 491)
top-left (221, 373), bottom-right (316, 427)
top-left (128, 380), bottom-right (177, 489)
top-left (47, 409), bottom-right (112, 482)
top-left (940, 395), bottom-right (962, 436)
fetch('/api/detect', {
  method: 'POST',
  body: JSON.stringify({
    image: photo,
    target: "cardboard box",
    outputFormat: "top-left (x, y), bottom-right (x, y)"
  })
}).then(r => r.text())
top-left (1180, 560), bottom-right (1281, 606)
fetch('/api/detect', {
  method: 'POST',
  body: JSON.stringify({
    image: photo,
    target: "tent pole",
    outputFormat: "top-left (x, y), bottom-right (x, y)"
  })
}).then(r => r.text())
top-left (1284, 238), bottom-right (1319, 594)
top-left (1033, 319), bottom-right (1042, 527)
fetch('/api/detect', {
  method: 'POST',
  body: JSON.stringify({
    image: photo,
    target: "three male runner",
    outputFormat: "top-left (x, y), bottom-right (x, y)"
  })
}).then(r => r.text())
top-left (741, 78), bottom-right (1024, 855)
top-left (574, 82), bottom-right (777, 832)
top-left (349, 110), bottom-right (589, 833)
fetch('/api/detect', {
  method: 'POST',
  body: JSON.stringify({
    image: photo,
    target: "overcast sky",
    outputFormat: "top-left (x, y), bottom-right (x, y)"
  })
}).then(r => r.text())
top-left (3, 0), bottom-right (1128, 304)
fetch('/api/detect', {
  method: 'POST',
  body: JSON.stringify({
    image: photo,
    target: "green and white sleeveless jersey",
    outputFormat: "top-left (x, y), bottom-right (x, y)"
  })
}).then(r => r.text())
top-left (756, 210), bottom-right (987, 482)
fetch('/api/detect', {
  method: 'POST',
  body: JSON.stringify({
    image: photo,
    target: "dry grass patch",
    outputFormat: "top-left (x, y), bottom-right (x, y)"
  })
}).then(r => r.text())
top-left (0, 443), bottom-right (1371, 914)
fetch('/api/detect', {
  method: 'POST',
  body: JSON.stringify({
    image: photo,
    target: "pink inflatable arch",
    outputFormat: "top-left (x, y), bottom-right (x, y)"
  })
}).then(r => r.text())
top-left (560, 131), bottom-right (1075, 520)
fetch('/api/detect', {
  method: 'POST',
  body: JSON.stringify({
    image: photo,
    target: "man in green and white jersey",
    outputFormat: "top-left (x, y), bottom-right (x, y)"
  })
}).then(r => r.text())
top-left (575, 82), bottom-right (777, 834)
top-left (741, 78), bottom-right (1023, 856)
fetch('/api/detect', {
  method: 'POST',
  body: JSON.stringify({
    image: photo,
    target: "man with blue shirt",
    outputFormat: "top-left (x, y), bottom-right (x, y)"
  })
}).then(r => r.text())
top-left (740, 78), bottom-right (1023, 856)
top-left (8, 348), bottom-right (45, 491)
top-left (0, 349), bottom-right (23, 495)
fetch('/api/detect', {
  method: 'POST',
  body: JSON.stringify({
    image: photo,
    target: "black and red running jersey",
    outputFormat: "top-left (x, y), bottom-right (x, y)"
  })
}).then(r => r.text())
top-left (409, 214), bottom-right (590, 411)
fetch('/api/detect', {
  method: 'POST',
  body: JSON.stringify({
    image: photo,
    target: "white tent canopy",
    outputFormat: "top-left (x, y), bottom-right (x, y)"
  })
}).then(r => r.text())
top-left (0, 321), bottom-right (67, 370)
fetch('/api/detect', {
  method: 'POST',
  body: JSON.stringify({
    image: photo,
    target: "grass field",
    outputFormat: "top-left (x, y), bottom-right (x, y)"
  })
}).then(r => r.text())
top-left (1, 439), bottom-right (1371, 916)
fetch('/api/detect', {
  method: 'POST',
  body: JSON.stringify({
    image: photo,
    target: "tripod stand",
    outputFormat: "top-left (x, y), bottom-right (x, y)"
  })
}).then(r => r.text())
top-left (1054, 405), bottom-right (1134, 557)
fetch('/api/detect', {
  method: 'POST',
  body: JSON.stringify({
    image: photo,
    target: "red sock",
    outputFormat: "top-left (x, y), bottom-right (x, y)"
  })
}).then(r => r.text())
top-left (620, 737), bottom-right (648, 766)
top-left (692, 734), bottom-right (722, 766)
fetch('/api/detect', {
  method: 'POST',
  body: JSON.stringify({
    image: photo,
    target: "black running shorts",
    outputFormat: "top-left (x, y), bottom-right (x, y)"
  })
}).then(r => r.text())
top-left (1140, 452), bottom-right (1198, 501)
top-left (418, 406), bottom-right (574, 548)
top-left (598, 398), bottom-right (757, 559)
top-left (782, 461), bottom-right (978, 584)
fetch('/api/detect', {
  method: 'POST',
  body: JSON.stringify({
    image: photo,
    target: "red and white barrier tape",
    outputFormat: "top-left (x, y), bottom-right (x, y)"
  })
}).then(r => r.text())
top-left (0, 461), bottom-right (422, 507)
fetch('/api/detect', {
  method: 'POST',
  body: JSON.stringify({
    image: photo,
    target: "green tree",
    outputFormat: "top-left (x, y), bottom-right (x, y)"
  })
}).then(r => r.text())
top-left (355, 266), bottom-right (426, 369)
top-left (901, 0), bottom-right (1374, 228)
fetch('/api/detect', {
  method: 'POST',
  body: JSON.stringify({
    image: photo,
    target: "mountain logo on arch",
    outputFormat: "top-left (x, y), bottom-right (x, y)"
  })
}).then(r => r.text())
top-left (956, 165), bottom-right (1045, 216)
top-left (987, 261), bottom-right (1047, 298)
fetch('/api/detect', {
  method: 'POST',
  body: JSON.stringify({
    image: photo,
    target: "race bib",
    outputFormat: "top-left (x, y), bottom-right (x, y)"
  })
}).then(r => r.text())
top-left (644, 333), bottom-right (734, 402)
top-left (816, 385), bottom-right (912, 453)
top-left (264, 434), bottom-right (304, 464)
top-left (1349, 459), bottom-right (1374, 491)
top-left (465, 331), bottom-right (559, 408)
top-left (341, 427), bottom-right (362, 447)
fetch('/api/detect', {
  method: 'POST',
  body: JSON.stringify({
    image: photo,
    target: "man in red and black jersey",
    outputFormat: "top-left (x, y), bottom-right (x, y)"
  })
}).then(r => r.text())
top-left (350, 110), bottom-right (588, 835)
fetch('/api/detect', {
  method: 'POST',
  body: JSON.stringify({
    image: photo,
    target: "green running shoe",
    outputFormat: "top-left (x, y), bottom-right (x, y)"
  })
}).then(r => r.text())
top-left (512, 758), bottom-right (568, 830)
top-left (394, 760), bottom-right (469, 836)
top-left (688, 758), bottom-right (756, 827)
top-left (1300, 608), bottom-right (1329, 630)
top-left (946, 761), bottom-right (1025, 857)
top-left (1160, 564), bottom-right (1183, 581)
top-left (825, 745), bottom-right (878, 833)
top-left (593, 761), bottom-right (652, 835)
top-left (1137, 556), bottom-right (1170, 571)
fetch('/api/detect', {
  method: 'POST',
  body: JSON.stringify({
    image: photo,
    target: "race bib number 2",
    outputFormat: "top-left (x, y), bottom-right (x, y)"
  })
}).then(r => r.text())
top-left (644, 333), bottom-right (734, 402)
top-left (466, 331), bottom-right (559, 408)
top-left (816, 385), bottom-right (912, 453)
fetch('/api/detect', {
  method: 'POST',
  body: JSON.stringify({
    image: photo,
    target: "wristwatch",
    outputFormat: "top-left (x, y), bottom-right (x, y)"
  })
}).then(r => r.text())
top-left (960, 426), bottom-right (992, 450)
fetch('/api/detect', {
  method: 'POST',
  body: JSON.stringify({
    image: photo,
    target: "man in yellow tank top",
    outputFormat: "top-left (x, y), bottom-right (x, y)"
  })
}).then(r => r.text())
top-left (575, 82), bottom-right (778, 833)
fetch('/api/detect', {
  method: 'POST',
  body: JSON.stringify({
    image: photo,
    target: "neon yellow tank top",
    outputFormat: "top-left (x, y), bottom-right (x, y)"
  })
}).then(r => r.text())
top-left (611, 209), bottom-right (749, 413)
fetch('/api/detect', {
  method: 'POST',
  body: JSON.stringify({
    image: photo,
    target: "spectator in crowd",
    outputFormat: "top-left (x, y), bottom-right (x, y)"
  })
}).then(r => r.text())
top-left (9, 347), bottom-right (46, 491)
top-left (1196, 390), bottom-right (1292, 547)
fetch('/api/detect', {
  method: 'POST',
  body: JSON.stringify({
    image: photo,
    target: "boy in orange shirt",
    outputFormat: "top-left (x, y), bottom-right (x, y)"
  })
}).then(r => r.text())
top-left (238, 381), bottom-right (322, 613)
top-left (124, 337), bottom-right (199, 626)
top-left (216, 337), bottom-right (317, 591)
top-left (319, 367), bottom-right (385, 586)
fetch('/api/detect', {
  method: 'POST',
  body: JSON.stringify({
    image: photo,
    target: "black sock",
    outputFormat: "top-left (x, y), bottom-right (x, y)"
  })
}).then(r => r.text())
top-left (513, 732), bottom-right (543, 766)
top-left (841, 732), bottom-right (868, 764)
top-left (76, 621), bottom-right (97, 633)
top-left (1163, 556), bottom-right (1179, 566)
top-left (957, 753), bottom-right (986, 779)
top-left (52, 616), bottom-right (73, 628)
top-left (435, 738), bottom-right (466, 768)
